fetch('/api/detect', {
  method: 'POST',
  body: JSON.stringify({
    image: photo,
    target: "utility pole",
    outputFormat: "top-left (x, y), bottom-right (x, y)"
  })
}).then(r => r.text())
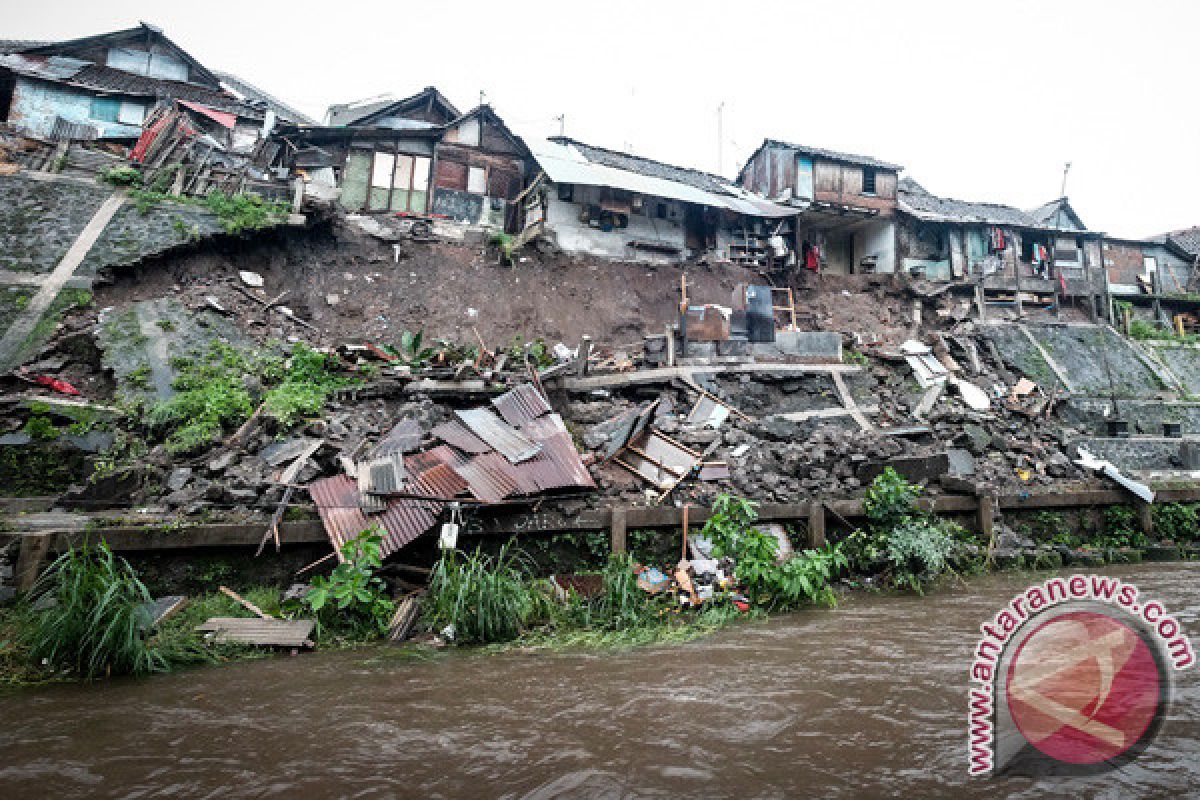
top-left (717, 101), bottom-right (725, 175)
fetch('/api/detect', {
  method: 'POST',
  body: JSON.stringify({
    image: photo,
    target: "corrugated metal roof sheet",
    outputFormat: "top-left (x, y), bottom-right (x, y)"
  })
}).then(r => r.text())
top-left (455, 408), bottom-right (541, 463)
top-left (529, 138), bottom-right (795, 219)
top-left (492, 383), bottom-right (552, 428)
top-left (430, 420), bottom-right (491, 454)
top-left (452, 452), bottom-right (521, 503)
top-left (406, 445), bottom-right (468, 476)
top-left (308, 471), bottom-right (455, 561)
top-left (371, 418), bottom-right (422, 457)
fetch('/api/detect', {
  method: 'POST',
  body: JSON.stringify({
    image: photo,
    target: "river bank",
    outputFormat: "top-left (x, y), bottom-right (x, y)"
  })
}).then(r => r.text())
top-left (1, 562), bottom-right (1196, 798)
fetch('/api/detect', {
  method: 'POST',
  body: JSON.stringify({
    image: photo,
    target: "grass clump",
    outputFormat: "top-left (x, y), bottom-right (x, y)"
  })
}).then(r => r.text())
top-left (147, 341), bottom-right (349, 455)
top-left (425, 543), bottom-right (539, 645)
top-left (22, 414), bottom-right (59, 441)
top-left (148, 342), bottom-right (255, 455)
top-left (24, 542), bottom-right (165, 680)
top-left (263, 343), bottom-right (351, 426)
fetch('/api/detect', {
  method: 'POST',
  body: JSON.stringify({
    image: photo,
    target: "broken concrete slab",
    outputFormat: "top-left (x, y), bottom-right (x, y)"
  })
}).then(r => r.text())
top-left (857, 452), bottom-right (950, 485)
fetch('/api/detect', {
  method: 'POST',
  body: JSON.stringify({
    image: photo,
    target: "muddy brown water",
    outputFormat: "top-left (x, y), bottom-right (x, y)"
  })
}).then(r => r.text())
top-left (1, 564), bottom-right (1198, 799)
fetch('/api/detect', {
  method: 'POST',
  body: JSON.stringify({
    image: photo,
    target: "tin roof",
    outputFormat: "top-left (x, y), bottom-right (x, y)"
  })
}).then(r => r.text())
top-left (455, 408), bottom-right (541, 463)
top-left (308, 473), bottom-right (449, 561)
top-left (529, 138), bottom-right (796, 219)
top-left (430, 420), bottom-right (491, 454)
top-left (492, 383), bottom-right (552, 428)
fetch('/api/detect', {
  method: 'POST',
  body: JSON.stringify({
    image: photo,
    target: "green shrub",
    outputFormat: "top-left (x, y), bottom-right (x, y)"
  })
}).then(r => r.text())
top-left (203, 191), bottom-right (285, 233)
top-left (22, 415), bottom-right (59, 441)
top-left (425, 544), bottom-right (538, 644)
top-left (848, 468), bottom-right (962, 592)
top-left (1153, 503), bottom-right (1199, 543)
top-left (304, 529), bottom-right (394, 636)
top-left (700, 493), bottom-right (846, 608)
top-left (26, 543), bottom-right (165, 679)
top-left (263, 343), bottom-right (349, 426)
top-left (99, 165), bottom-right (143, 187)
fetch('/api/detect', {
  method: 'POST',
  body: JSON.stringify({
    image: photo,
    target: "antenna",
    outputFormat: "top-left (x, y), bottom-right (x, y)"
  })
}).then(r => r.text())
top-left (554, 114), bottom-right (565, 137)
top-left (716, 102), bottom-right (726, 174)
top-left (1060, 161), bottom-right (1071, 198)
top-left (479, 89), bottom-right (486, 108)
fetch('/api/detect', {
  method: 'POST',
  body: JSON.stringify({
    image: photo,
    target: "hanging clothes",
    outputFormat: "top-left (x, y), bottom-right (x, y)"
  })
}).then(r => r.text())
top-left (802, 240), bottom-right (820, 272)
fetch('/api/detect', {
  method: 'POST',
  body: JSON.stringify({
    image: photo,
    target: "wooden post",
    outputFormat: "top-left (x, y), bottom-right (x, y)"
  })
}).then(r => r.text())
top-left (610, 507), bottom-right (627, 555)
top-left (15, 533), bottom-right (53, 593)
top-left (977, 495), bottom-right (996, 541)
top-left (575, 335), bottom-right (592, 377)
top-left (807, 501), bottom-right (826, 548)
top-left (664, 323), bottom-right (675, 367)
top-left (1138, 503), bottom-right (1154, 538)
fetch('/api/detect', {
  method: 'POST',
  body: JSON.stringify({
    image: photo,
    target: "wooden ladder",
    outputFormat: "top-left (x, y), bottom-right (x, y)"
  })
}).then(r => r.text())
top-left (771, 287), bottom-right (798, 331)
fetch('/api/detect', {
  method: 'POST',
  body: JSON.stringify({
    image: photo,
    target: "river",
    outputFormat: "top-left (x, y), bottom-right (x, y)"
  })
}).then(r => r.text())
top-left (1, 564), bottom-right (1197, 799)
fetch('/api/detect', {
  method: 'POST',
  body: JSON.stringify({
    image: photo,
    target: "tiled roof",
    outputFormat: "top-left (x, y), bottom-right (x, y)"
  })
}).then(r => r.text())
top-left (215, 70), bottom-right (315, 125)
top-left (0, 39), bottom-right (52, 54)
top-left (899, 180), bottom-right (1041, 227)
top-left (68, 63), bottom-right (261, 117)
top-left (550, 136), bottom-right (733, 195)
top-left (758, 138), bottom-right (902, 171)
top-left (1167, 227), bottom-right (1200, 257)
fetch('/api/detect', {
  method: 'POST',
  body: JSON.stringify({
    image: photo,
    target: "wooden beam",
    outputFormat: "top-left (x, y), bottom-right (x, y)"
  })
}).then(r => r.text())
top-left (807, 501), bottom-right (826, 548)
top-left (610, 507), bottom-right (627, 555)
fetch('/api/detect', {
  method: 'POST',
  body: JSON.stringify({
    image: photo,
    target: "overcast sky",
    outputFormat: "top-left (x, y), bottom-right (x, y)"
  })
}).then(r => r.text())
top-left (7, 0), bottom-right (1198, 237)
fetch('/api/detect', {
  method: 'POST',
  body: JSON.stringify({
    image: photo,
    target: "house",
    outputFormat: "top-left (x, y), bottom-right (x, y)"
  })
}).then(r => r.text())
top-left (273, 86), bottom-right (529, 228)
top-left (517, 136), bottom-right (796, 265)
top-left (896, 178), bottom-right (1104, 312)
top-left (736, 139), bottom-right (902, 275)
top-left (1100, 235), bottom-right (1194, 297)
top-left (0, 23), bottom-right (299, 150)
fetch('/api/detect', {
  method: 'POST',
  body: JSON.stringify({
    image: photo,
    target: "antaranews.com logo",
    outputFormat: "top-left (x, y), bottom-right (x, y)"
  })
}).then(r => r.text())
top-left (968, 574), bottom-right (1194, 776)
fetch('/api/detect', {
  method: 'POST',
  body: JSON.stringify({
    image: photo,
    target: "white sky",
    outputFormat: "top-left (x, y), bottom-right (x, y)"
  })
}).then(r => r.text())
top-left (7, 0), bottom-right (1198, 238)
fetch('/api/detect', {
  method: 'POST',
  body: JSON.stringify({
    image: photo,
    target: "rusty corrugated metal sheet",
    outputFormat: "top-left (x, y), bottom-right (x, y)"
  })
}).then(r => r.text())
top-left (431, 420), bottom-right (491, 454)
top-left (492, 383), bottom-right (551, 428)
top-left (418, 463), bottom-right (469, 499)
top-left (452, 453), bottom-right (522, 503)
top-left (456, 408), bottom-right (541, 463)
top-left (308, 474), bottom-right (447, 561)
top-left (406, 445), bottom-right (468, 477)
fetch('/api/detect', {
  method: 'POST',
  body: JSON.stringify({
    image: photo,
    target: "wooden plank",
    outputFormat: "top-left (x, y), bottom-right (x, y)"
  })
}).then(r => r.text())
top-left (196, 617), bottom-right (315, 648)
top-left (15, 533), bottom-right (52, 592)
top-left (560, 363), bottom-right (863, 392)
top-left (220, 586), bottom-right (272, 619)
top-left (807, 502), bottom-right (826, 548)
top-left (610, 507), bottom-right (627, 555)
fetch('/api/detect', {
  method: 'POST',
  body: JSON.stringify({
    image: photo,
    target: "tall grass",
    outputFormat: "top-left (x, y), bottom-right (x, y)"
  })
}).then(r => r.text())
top-left (425, 544), bottom-right (539, 644)
top-left (26, 543), bottom-right (166, 679)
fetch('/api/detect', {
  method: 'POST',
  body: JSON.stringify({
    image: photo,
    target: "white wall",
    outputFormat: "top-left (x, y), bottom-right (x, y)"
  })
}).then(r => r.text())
top-left (853, 218), bottom-right (896, 274)
top-left (544, 186), bottom-right (687, 263)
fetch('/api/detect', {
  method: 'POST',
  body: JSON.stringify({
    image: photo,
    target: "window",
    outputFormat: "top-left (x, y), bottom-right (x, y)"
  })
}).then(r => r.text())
top-left (862, 168), bottom-right (877, 195)
top-left (557, 183), bottom-right (574, 202)
top-left (367, 150), bottom-right (431, 212)
top-left (1144, 256), bottom-right (1158, 275)
top-left (89, 97), bottom-right (120, 123)
top-left (117, 101), bottom-right (145, 126)
top-left (467, 166), bottom-right (487, 195)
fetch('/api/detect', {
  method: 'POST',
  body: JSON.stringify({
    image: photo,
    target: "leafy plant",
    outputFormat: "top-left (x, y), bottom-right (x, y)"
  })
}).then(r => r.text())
top-left (25, 542), bottom-right (165, 679)
top-left (1153, 503), bottom-right (1199, 543)
top-left (99, 165), bottom-right (143, 187)
top-left (392, 330), bottom-right (437, 367)
top-left (700, 493), bottom-right (845, 608)
top-left (22, 415), bottom-right (59, 441)
top-left (263, 343), bottom-right (349, 427)
top-left (850, 468), bottom-right (961, 592)
top-left (305, 529), bottom-right (394, 636)
top-left (425, 543), bottom-right (537, 644)
top-left (490, 232), bottom-right (515, 266)
top-left (203, 191), bottom-right (286, 234)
